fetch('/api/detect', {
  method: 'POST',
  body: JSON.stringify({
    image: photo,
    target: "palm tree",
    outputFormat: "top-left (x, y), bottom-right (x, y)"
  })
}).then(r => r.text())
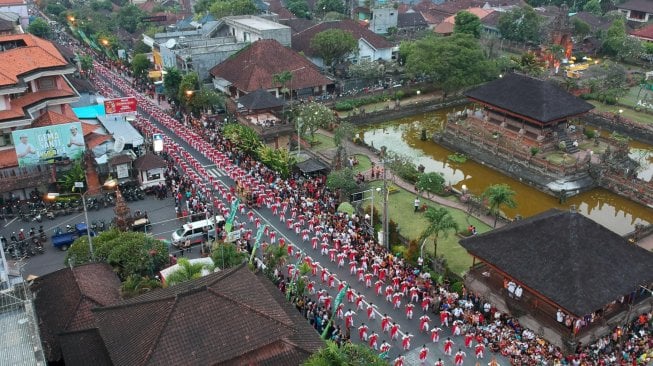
top-left (120, 275), bottom-right (162, 299)
top-left (419, 207), bottom-right (459, 259)
top-left (264, 243), bottom-right (289, 273)
top-left (482, 183), bottom-right (517, 227)
top-left (333, 121), bottom-right (355, 170)
top-left (272, 71), bottom-right (293, 100)
top-left (165, 258), bottom-right (215, 286)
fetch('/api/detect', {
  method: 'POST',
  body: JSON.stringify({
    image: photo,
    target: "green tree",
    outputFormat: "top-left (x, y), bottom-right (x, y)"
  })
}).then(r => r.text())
top-left (454, 10), bottom-right (481, 38)
top-left (120, 275), bottom-right (162, 299)
top-left (326, 168), bottom-right (359, 201)
top-left (498, 6), bottom-right (541, 43)
top-left (56, 160), bottom-right (86, 192)
top-left (286, 0), bottom-right (310, 18)
top-left (189, 88), bottom-right (225, 114)
top-left (482, 183), bottom-right (517, 227)
top-left (347, 60), bottom-right (384, 80)
top-left (310, 29), bottom-right (358, 72)
top-left (165, 258), bottom-right (215, 286)
top-left (303, 341), bottom-right (387, 366)
top-left (211, 241), bottom-right (246, 269)
top-left (296, 101), bottom-right (337, 141)
top-left (163, 67), bottom-right (182, 102)
top-left (572, 18), bottom-right (591, 39)
top-left (419, 207), bottom-right (458, 263)
top-left (116, 4), bottom-right (144, 33)
top-left (132, 40), bottom-right (151, 54)
top-left (178, 71), bottom-right (199, 106)
top-left (416, 172), bottom-right (445, 197)
top-left (45, 2), bottom-right (66, 16)
top-left (583, 0), bottom-right (602, 15)
top-left (79, 54), bottom-right (94, 77)
top-left (263, 242), bottom-right (289, 273)
top-left (601, 17), bottom-right (626, 57)
top-left (131, 53), bottom-right (151, 80)
top-left (257, 145), bottom-right (296, 178)
top-left (316, 0), bottom-right (345, 15)
top-left (28, 18), bottom-right (51, 38)
top-left (272, 70), bottom-right (293, 99)
top-left (209, 0), bottom-right (257, 19)
top-left (65, 230), bottom-right (169, 280)
top-left (223, 123), bottom-right (262, 154)
top-left (512, 51), bottom-right (546, 77)
top-left (404, 34), bottom-right (496, 98)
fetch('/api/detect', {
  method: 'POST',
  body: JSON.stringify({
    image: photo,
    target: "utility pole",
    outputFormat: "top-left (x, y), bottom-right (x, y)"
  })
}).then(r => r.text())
top-left (381, 146), bottom-right (389, 250)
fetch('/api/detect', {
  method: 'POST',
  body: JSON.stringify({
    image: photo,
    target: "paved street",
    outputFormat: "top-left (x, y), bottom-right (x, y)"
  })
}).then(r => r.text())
top-left (89, 64), bottom-right (510, 365)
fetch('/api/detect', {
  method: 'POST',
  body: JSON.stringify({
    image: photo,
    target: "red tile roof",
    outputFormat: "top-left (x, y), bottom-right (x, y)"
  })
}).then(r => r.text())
top-left (0, 0), bottom-right (25, 5)
top-left (631, 23), bottom-right (653, 40)
top-left (266, 0), bottom-right (295, 20)
top-left (292, 19), bottom-right (393, 57)
top-left (32, 110), bottom-right (78, 127)
top-left (92, 264), bottom-right (324, 366)
top-left (0, 148), bottom-right (17, 168)
top-left (85, 132), bottom-right (111, 150)
top-left (210, 39), bottom-right (332, 93)
top-left (0, 82), bottom-right (77, 122)
top-left (32, 263), bottom-right (121, 362)
top-left (0, 34), bottom-right (70, 87)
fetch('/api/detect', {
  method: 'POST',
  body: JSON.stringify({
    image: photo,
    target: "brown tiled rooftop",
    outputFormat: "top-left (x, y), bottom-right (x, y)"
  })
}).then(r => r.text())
top-left (292, 19), bottom-right (393, 57)
top-left (0, 83), bottom-right (77, 122)
top-left (0, 34), bottom-right (70, 87)
top-left (210, 39), bottom-right (332, 93)
top-left (31, 263), bottom-right (121, 363)
top-left (93, 264), bottom-right (324, 366)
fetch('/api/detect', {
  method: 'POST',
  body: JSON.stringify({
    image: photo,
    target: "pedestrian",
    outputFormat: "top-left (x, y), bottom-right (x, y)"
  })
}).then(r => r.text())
top-left (414, 196), bottom-right (420, 212)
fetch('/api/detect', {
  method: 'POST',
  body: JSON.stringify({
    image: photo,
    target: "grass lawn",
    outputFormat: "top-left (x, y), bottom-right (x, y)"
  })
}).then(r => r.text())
top-left (364, 181), bottom-right (490, 275)
top-left (544, 152), bottom-right (577, 165)
top-left (310, 133), bottom-right (336, 151)
top-left (589, 100), bottom-right (653, 125)
top-left (353, 154), bottom-right (372, 174)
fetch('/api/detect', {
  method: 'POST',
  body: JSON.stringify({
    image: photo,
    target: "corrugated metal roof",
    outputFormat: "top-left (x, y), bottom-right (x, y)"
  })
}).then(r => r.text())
top-left (0, 295), bottom-right (46, 366)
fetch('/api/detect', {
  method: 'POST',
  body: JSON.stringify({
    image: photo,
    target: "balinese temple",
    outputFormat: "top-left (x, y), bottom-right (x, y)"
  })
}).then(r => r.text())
top-left (461, 209), bottom-right (653, 349)
top-left (463, 73), bottom-right (594, 151)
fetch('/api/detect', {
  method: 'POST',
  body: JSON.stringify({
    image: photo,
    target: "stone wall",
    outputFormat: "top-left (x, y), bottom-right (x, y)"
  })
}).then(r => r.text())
top-left (438, 128), bottom-right (596, 197)
top-left (341, 97), bottom-right (468, 126)
top-left (581, 112), bottom-right (653, 145)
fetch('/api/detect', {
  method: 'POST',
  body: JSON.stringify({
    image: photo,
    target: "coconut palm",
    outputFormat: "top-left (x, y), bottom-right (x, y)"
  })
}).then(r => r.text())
top-left (264, 243), bottom-right (289, 273)
top-left (482, 183), bottom-right (517, 227)
top-left (419, 207), bottom-right (459, 259)
top-left (165, 258), bottom-right (215, 286)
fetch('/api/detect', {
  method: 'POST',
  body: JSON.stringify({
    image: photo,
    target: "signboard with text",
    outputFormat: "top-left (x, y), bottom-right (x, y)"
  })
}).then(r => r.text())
top-left (104, 97), bottom-right (137, 116)
top-left (12, 122), bottom-right (85, 167)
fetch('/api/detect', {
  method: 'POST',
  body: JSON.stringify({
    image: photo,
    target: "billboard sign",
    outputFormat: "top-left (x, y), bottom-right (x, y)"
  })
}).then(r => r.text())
top-left (104, 97), bottom-right (137, 115)
top-left (12, 122), bottom-right (86, 167)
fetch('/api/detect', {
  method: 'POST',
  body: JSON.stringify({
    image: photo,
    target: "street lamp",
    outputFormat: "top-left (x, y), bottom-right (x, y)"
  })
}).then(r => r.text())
top-left (296, 117), bottom-right (304, 158)
top-left (289, 66), bottom-right (306, 106)
top-left (377, 146), bottom-right (389, 249)
top-left (46, 179), bottom-right (117, 261)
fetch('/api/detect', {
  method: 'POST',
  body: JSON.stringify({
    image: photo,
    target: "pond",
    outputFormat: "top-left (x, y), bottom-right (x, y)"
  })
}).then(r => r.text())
top-left (359, 109), bottom-right (653, 235)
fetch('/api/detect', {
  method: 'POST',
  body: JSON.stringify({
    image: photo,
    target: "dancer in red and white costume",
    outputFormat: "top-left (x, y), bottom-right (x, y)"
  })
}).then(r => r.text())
top-left (440, 309), bottom-right (450, 327)
top-left (368, 331), bottom-right (379, 350)
top-left (419, 345), bottom-right (429, 363)
top-left (419, 314), bottom-right (431, 332)
top-left (405, 303), bottom-right (414, 319)
top-left (381, 314), bottom-right (392, 333)
top-left (431, 326), bottom-right (442, 343)
top-left (454, 349), bottom-right (466, 366)
top-left (355, 293), bottom-right (365, 310)
top-left (434, 358), bottom-right (444, 366)
top-left (358, 323), bottom-right (368, 341)
top-left (464, 332), bottom-right (474, 348)
top-left (390, 322), bottom-right (400, 340)
top-left (367, 303), bottom-right (377, 320)
top-left (401, 333), bottom-right (413, 350)
top-left (475, 342), bottom-right (485, 359)
top-left (443, 337), bottom-right (454, 356)
top-left (380, 340), bottom-right (391, 354)
top-left (393, 355), bottom-right (405, 366)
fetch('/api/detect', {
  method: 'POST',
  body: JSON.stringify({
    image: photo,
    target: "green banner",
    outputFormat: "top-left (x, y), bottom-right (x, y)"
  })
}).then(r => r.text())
top-left (225, 198), bottom-right (240, 233)
top-left (321, 284), bottom-right (349, 339)
top-left (248, 224), bottom-right (267, 265)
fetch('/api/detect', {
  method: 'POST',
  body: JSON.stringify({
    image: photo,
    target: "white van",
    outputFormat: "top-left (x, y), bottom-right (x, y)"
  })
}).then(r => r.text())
top-left (172, 215), bottom-right (225, 247)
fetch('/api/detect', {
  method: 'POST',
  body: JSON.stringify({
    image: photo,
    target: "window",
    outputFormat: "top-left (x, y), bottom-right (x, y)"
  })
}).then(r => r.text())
top-left (0, 132), bottom-right (11, 147)
top-left (147, 170), bottom-right (161, 181)
top-left (37, 77), bottom-right (56, 91)
top-left (243, 32), bottom-right (250, 41)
